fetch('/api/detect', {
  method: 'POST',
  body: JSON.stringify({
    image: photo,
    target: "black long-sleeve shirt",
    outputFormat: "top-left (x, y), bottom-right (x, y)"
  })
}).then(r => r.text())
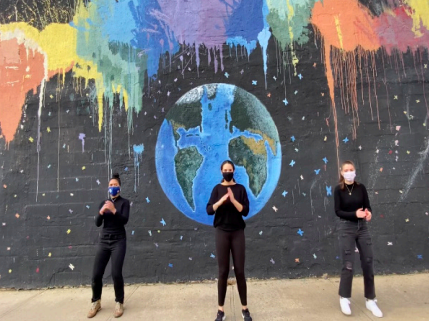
top-left (95, 196), bottom-right (130, 235)
top-left (334, 183), bottom-right (372, 222)
top-left (206, 183), bottom-right (250, 231)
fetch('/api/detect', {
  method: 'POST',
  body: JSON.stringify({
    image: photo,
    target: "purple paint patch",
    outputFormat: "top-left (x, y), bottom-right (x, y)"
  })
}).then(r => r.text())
top-left (78, 133), bottom-right (86, 153)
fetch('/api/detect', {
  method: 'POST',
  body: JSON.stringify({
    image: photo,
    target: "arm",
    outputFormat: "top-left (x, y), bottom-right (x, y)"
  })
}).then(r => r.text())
top-left (95, 201), bottom-right (105, 227)
top-left (115, 200), bottom-right (130, 225)
top-left (362, 184), bottom-right (372, 212)
top-left (334, 187), bottom-right (357, 220)
top-left (238, 186), bottom-right (249, 217)
top-left (206, 186), bottom-right (218, 215)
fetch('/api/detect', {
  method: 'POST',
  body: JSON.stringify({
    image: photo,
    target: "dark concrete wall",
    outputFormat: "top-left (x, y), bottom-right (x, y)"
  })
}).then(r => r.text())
top-left (0, 0), bottom-right (428, 288)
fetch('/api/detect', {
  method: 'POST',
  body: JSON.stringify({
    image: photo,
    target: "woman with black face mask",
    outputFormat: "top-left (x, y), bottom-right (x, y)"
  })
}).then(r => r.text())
top-left (206, 160), bottom-right (252, 321)
top-left (87, 173), bottom-right (130, 319)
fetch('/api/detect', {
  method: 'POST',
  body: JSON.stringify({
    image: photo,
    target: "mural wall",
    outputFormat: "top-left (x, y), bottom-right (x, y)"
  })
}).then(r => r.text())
top-left (0, 0), bottom-right (428, 288)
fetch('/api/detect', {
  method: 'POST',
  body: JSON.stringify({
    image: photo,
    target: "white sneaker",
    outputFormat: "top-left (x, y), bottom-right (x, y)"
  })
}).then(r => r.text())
top-left (340, 297), bottom-right (352, 315)
top-left (366, 299), bottom-right (383, 318)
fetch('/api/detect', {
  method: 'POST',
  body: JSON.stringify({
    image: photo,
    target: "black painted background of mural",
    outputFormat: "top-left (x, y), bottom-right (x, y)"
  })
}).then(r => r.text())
top-left (1, 22), bottom-right (429, 287)
top-left (0, 0), bottom-right (79, 30)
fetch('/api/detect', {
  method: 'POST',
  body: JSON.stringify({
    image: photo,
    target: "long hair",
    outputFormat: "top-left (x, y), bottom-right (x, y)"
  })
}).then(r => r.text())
top-left (110, 172), bottom-right (121, 186)
top-left (220, 160), bottom-right (236, 183)
top-left (339, 160), bottom-right (359, 190)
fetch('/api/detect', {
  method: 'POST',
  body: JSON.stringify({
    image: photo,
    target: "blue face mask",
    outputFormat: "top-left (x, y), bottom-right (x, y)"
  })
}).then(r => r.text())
top-left (108, 186), bottom-right (121, 197)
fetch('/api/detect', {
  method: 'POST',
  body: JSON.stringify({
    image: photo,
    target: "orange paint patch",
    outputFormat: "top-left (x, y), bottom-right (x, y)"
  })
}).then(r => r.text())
top-left (0, 39), bottom-right (45, 145)
top-left (311, 0), bottom-right (382, 165)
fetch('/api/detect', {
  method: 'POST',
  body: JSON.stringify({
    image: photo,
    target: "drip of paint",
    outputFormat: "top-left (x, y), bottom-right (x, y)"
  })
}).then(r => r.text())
top-left (133, 144), bottom-right (144, 192)
top-left (79, 133), bottom-right (86, 152)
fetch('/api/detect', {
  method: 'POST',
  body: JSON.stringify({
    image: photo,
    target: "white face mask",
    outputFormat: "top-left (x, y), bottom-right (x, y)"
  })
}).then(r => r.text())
top-left (343, 171), bottom-right (356, 182)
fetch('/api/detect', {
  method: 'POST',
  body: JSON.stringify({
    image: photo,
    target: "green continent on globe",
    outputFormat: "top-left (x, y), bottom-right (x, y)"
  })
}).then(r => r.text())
top-left (174, 146), bottom-right (204, 210)
top-left (229, 136), bottom-right (267, 197)
top-left (166, 100), bottom-right (202, 141)
top-left (229, 87), bottom-right (279, 156)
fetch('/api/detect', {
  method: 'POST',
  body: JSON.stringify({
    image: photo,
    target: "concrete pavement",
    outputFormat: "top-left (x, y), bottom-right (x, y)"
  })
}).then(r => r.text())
top-left (0, 273), bottom-right (428, 321)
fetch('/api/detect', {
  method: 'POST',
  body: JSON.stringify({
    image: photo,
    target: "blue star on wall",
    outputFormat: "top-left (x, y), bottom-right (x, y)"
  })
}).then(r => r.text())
top-left (343, 137), bottom-right (349, 143)
top-left (283, 98), bottom-right (288, 106)
top-left (160, 218), bottom-right (166, 226)
top-left (323, 157), bottom-right (328, 164)
top-left (289, 160), bottom-right (296, 167)
top-left (297, 229), bottom-right (304, 236)
top-left (282, 190), bottom-right (288, 197)
top-left (291, 136), bottom-right (296, 142)
top-left (326, 186), bottom-right (332, 196)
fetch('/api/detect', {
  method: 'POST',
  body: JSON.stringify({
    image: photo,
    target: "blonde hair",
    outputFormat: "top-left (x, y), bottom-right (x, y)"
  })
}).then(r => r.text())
top-left (339, 160), bottom-right (359, 190)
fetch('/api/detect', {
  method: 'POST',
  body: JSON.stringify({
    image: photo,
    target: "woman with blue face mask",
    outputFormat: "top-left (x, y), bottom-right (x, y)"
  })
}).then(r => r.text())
top-left (334, 161), bottom-right (383, 318)
top-left (88, 173), bottom-right (130, 319)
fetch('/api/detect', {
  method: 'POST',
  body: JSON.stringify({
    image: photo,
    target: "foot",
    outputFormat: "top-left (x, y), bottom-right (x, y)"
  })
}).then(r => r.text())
top-left (87, 300), bottom-right (101, 318)
top-left (242, 308), bottom-right (252, 321)
top-left (340, 297), bottom-right (351, 315)
top-left (215, 310), bottom-right (226, 321)
top-left (366, 299), bottom-right (383, 318)
top-left (114, 302), bottom-right (124, 318)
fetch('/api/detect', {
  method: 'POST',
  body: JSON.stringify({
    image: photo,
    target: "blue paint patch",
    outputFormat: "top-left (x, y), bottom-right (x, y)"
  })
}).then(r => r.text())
top-left (326, 186), bottom-right (332, 196)
top-left (297, 229), bottom-right (304, 236)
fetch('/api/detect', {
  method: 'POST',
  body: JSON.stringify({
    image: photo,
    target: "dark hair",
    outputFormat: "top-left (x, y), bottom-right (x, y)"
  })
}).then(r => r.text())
top-left (110, 173), bottom-right (121, 186)
top-left (220, 160), bottom-right (236, 183)
top-left (339, 160), bottom-right (359, 190)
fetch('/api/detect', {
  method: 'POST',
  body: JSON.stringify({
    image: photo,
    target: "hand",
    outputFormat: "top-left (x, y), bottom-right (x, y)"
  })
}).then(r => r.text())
top-left (365, 209), bottom-right (372, 222)
top-left (218, 193), bottom-right (229, 205)
top-left (99, 205), bottom-right (107, 215)
top-left (227, 187), bottom-right (235, 201)
top-left (356, 208), bottom-right (366, 218)
top-left (104, 201), bottom-right (116, 214)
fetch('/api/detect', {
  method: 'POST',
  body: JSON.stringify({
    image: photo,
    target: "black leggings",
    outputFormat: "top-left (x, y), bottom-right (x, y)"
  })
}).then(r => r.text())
top-left (215, 228), bottom-right (247, 306)
top-left (91, 236), bottom-right (127, 303)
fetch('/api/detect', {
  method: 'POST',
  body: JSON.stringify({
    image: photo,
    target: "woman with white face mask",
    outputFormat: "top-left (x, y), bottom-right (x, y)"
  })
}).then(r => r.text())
top-left (334, 161), bottom-right (383, 318)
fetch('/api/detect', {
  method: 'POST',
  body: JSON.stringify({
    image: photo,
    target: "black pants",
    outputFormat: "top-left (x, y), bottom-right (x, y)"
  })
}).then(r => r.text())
top-left (338, 220), bottom-right (375, 299)
top-left (215, 228), bottom-right (247, 306)
top-left (91, 235), bottom-right (127, 303)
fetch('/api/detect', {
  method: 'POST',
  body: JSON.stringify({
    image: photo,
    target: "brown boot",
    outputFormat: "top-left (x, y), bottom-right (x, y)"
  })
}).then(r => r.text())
top-left (114, 302), bottom-right (124, 318)
top-left (87, 300), bottom-right (101, 318)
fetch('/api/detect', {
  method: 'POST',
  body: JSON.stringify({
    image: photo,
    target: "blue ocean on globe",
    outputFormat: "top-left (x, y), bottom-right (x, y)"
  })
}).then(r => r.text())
top-left (155, 83), bottom-right (282, 225)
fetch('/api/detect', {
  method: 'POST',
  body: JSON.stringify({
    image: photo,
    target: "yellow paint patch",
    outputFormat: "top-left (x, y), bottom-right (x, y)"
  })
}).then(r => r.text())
top-left (405, 0), bottom-right (429, 37)
top-left (334, 16), bottom-right (343, 49)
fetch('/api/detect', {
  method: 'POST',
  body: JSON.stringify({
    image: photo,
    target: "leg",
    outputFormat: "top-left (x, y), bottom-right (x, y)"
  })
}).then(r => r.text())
top-left (230, 229), bottom-right (247, 307)
top-left (111, 238), bottom-right (127, 303)
top-left (338, 224), bottom-right (357, 298)
top-left (91, 240), bottom-right (111, 302)
top-left (215, 228), bottom-right (231, 307)
top-left (356, 225), bottom-right (375, 300)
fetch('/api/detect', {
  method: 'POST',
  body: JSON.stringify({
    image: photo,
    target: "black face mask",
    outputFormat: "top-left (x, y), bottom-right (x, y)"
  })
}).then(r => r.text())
top-left (222, 172), bottom-right (234, 182)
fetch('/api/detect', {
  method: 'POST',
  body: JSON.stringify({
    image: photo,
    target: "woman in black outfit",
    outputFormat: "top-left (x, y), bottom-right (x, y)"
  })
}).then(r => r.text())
top-left (334, 161), bottom-right (383, 318)
top-left (207, 160), bottom-right (252, 321)
top-left (87, 173), bottom-right (130, 319)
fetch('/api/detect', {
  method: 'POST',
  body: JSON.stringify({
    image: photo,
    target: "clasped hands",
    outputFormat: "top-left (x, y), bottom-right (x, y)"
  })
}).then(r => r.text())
top-left (218, 187), bottom-right (235, 205)
top-left (99, 200), bottom-right (116, 215)
top-left (356, 208), bottom-right (372, 221)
